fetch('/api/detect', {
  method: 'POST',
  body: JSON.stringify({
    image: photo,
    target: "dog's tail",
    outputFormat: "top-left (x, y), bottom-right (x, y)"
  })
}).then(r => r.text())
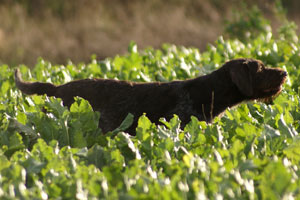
top-left (14, 69), bottom-right (57, 96)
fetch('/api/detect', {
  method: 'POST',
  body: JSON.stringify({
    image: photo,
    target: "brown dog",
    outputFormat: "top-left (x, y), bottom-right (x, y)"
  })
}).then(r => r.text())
top-left (15, 58), bottom-right (287, 135)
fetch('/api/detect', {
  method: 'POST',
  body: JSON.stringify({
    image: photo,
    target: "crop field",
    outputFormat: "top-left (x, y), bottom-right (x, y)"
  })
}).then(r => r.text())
top-left (1, 9), bottom-right (300, 200)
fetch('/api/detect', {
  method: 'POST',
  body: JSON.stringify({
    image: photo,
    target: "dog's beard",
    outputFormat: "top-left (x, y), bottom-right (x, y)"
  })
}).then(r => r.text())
top-left (258, 86), bottom-right (283, 105)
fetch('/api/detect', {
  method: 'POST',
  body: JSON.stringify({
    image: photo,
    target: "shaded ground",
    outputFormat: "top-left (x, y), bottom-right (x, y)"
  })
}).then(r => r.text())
top-left (0, 0), bottom-right (299, 66)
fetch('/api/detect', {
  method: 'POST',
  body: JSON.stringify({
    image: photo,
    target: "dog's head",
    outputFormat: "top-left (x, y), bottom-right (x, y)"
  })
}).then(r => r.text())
top-left (224, 58), bottom-right (287, 103)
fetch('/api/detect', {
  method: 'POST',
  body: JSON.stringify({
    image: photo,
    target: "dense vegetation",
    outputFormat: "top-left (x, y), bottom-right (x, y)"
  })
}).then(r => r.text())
top-left (1, 7), bottom-right (300, 200)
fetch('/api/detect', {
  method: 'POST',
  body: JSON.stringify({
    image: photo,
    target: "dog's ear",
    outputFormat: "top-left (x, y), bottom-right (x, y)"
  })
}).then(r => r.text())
top-left (229, 61), bottom-right (253, 96)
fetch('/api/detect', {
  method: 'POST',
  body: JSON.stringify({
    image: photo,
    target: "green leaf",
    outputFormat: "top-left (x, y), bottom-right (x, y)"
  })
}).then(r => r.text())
top-left (262, 124), bottom-right (281, 139)
top-left (21, 157), bottom-right (45, 174)
top-left (283, 138), bottom-right (300, 164)
top-left (87, 145), bottom-right (109, 169)
top-left (0, 154), bottom-right (10, 170)
top-left (73, 130), bottom-right (87, 148)
top-left (278, 114), bottom-right (297, 138)
top-left (128, 41), bottom-right (138, 53)
top-left (1, 80), bottom-right (10, 95)
top-left (136, 114), bottom-right (153, 140)
top-left (3, 132), bottom-right (25, 158)
top-left (260, 162), bottom-right (292, 199)
top-left (230, 139), bottom-right (245, 159)
top-left (111, 113), bottom-right (134, 136)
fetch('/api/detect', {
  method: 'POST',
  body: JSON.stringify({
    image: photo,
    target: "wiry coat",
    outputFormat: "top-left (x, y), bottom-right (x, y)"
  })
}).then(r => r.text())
top-left (15, 58), bottom-right (287, 135)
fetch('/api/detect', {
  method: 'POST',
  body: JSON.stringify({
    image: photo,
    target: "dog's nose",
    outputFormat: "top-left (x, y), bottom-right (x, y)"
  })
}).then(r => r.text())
top-left (282, 71), bottom-right (288, 77)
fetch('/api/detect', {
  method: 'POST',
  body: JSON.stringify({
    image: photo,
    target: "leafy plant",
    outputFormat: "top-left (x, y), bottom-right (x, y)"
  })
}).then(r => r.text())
top-left (224, 5), bottom-right (271, 42)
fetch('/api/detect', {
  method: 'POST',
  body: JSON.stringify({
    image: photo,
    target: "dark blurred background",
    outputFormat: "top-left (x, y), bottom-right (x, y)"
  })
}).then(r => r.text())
top-left (0, 0), bottom-right (299, 66)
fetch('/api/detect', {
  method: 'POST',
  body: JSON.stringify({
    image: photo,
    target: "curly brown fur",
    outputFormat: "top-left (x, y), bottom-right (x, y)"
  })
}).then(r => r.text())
top-left (15, 58), bottom-right (287, 135)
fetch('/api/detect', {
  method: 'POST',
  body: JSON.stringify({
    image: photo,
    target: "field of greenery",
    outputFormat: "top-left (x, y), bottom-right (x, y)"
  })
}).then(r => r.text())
top-left (1, 7), bottom-right (300, 200)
